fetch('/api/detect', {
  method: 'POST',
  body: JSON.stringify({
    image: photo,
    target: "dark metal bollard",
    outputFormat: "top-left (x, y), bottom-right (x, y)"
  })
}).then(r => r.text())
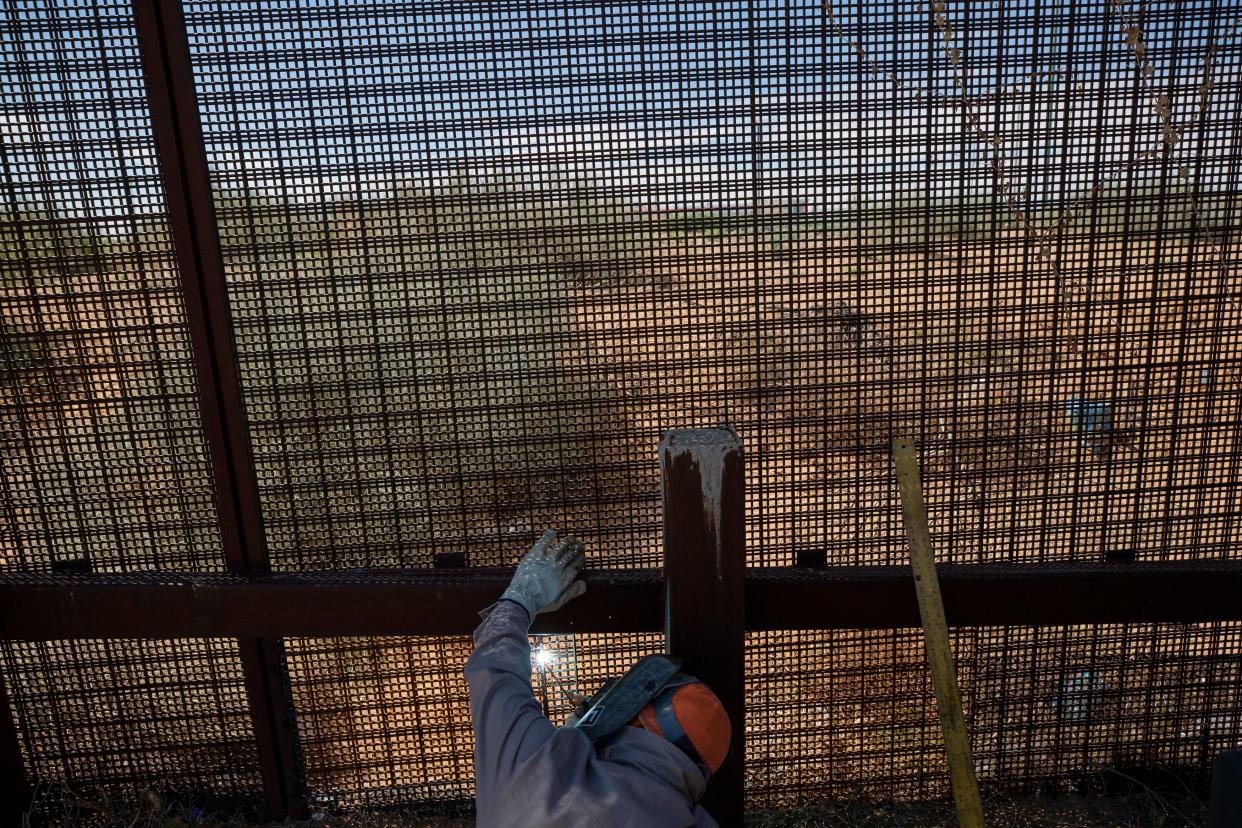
top-left (133, 0), bottom-right (305, 818)
top-left (661, 428), bottom-right (746, 826)
top-left (1209, 750), bottom-right (1242, 828)
top-left (0, 675), bottom-right (28, 827)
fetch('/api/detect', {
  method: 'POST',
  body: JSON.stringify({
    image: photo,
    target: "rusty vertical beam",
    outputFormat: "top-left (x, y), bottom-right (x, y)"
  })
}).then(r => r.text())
top-left (661, 429), bottom-right (746, 825)
top-left (0, 673), bottom-right (29, 827)
top-left (131, 0), bottom-right (304, 818)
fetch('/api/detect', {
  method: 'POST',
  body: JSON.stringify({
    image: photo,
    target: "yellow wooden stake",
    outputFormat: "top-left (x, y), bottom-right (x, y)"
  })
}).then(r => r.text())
top-left (892, 438), bottom-right (985, 828)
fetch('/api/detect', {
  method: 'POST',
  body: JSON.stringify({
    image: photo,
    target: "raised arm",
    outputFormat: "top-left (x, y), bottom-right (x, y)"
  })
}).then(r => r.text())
top-left (464, 529), bottom-right (586, 813)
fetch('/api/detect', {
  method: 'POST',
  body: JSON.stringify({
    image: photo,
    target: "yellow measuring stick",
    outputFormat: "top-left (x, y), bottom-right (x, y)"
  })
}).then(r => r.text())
top-left (892, 438), bottom-right (985, 828)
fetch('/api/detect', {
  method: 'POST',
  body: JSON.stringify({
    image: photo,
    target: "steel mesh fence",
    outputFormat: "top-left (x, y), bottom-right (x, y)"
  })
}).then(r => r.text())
top-left (182, 0), bottom-right (1242, 573)
top-left (0, 638), bottom-right (262, 812)
top-left (746, 623), bottom-right (1242, 808)
top-left (0, 0), bottom-right (223, 575)
top-left (293, 625), bottom-right (1242, 811)
top-left (0, 0), bottom-right (1240, 818)
top-left (285, 631), bottom-right (663, 811)
top-left (285, 635), bottom-right (478, 811)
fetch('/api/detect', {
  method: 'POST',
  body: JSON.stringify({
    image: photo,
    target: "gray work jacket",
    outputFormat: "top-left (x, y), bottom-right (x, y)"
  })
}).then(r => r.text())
top-left (465, 600), bottom-right (717, 828)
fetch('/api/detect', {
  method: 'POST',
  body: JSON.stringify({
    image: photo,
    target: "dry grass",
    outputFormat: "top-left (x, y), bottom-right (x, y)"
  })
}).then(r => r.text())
top-left (746, 792), bottom-right (1208, 827)
top-left (24, 783), bottom-right (1209, 828)
top-left (21, 783), bottom-right (473, 827)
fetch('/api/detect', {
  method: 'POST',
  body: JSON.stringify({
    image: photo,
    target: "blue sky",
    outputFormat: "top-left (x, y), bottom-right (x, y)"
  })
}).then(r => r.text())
top-left (1, 0), bottom-right (1238, 221)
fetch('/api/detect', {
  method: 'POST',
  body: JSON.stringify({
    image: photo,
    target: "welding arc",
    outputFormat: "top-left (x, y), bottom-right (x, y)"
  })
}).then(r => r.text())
top-left (535, 652), bottom-right (587, 710)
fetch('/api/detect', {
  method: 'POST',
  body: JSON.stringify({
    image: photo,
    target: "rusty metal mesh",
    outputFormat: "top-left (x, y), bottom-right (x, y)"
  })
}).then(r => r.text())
top-left (0, 2), bottom-right (239, 809)
top-left (0, 0), bottom-right (222, 575)
top-left (746, 623), bottom-right (1242, 808)
top-left (284, 632), bottom-right (664, 811)
top-left (0, 0), bottom-right (1240, 817)
top-left (0, 639), bottom-right (262, 811)
top-left (181, 0), bottom-right (1242, 572)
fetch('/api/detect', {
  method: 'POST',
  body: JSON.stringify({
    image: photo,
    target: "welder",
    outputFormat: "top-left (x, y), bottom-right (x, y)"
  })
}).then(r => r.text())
top-left (465, 529), bottom-right (731, 827)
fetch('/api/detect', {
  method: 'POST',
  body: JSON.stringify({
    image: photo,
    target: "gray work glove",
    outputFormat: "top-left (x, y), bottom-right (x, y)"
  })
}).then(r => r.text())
top-left (500, 528), bottom-right (587, 619)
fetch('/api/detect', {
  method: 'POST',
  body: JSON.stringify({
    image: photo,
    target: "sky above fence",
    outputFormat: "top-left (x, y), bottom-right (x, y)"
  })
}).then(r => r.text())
top-left (0, 0), bottom-right (1237, 222)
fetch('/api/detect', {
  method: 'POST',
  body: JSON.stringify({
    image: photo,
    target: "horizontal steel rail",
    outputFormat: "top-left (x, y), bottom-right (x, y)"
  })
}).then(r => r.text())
top-left (2, 561), bottom-right (1239, 640)
top-left (746, 561), bottom-right (1242, 629)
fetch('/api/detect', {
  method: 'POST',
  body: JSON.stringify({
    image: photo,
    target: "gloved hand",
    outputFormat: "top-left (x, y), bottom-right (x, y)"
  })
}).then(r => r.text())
top-left (500, 529), bottom-right (587, 619)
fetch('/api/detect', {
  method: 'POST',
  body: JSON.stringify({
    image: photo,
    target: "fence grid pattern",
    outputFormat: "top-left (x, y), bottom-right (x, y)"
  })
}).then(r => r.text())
top-left (1, 0), bottom-right (1240, 820)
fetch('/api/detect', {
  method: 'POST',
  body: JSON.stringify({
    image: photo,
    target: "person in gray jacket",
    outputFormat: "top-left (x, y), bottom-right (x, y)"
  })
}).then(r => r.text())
top-left (465, 529), bottom-right (731, 827)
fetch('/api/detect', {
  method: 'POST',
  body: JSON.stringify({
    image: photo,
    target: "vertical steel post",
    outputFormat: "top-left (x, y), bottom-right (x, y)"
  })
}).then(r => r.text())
top-left (131, 0), bottom-right (304, 818)
top-left (0, 674), bottom-right (29, 827)
top-left (1209, 750), bottom-right (1242, 828)
top-left (661, 428), bottom-right (746, 825)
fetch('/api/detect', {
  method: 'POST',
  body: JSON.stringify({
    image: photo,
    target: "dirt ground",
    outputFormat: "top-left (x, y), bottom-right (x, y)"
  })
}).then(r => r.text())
top-left (574, 231), bottom-right (1242, 566)
top-left (4, 229), bottom-right (1239, 810)
top-left (25, 786), bottom-right (1213, 828)
top-left (745, 792), bottom-right (1210, 827)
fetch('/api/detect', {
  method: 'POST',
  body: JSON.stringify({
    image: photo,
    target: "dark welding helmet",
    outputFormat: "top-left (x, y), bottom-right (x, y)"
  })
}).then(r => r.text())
top-left (569, 654), bottom-right (730, 778)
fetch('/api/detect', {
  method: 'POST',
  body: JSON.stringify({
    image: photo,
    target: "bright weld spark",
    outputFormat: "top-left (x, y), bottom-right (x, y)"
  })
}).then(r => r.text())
top-left (533, 647), bottom-right (555, 669)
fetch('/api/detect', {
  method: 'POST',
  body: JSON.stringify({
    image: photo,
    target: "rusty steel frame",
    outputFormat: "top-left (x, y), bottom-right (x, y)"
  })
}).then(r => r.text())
top-left (661, 429), bottom-right (747, 826)
top-left (0, 677), bottom-right (28, 828)
top-left (132, 0), bottom-right (304, 818)
top-left (0, 0), bottom-right (1236, 823)
top-left (1, 561), bottom-right (1240, 641)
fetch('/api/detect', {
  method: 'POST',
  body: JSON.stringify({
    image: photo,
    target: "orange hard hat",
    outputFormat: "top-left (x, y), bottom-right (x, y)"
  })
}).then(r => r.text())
top-left (628, 675), bottom-right (731, 776)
